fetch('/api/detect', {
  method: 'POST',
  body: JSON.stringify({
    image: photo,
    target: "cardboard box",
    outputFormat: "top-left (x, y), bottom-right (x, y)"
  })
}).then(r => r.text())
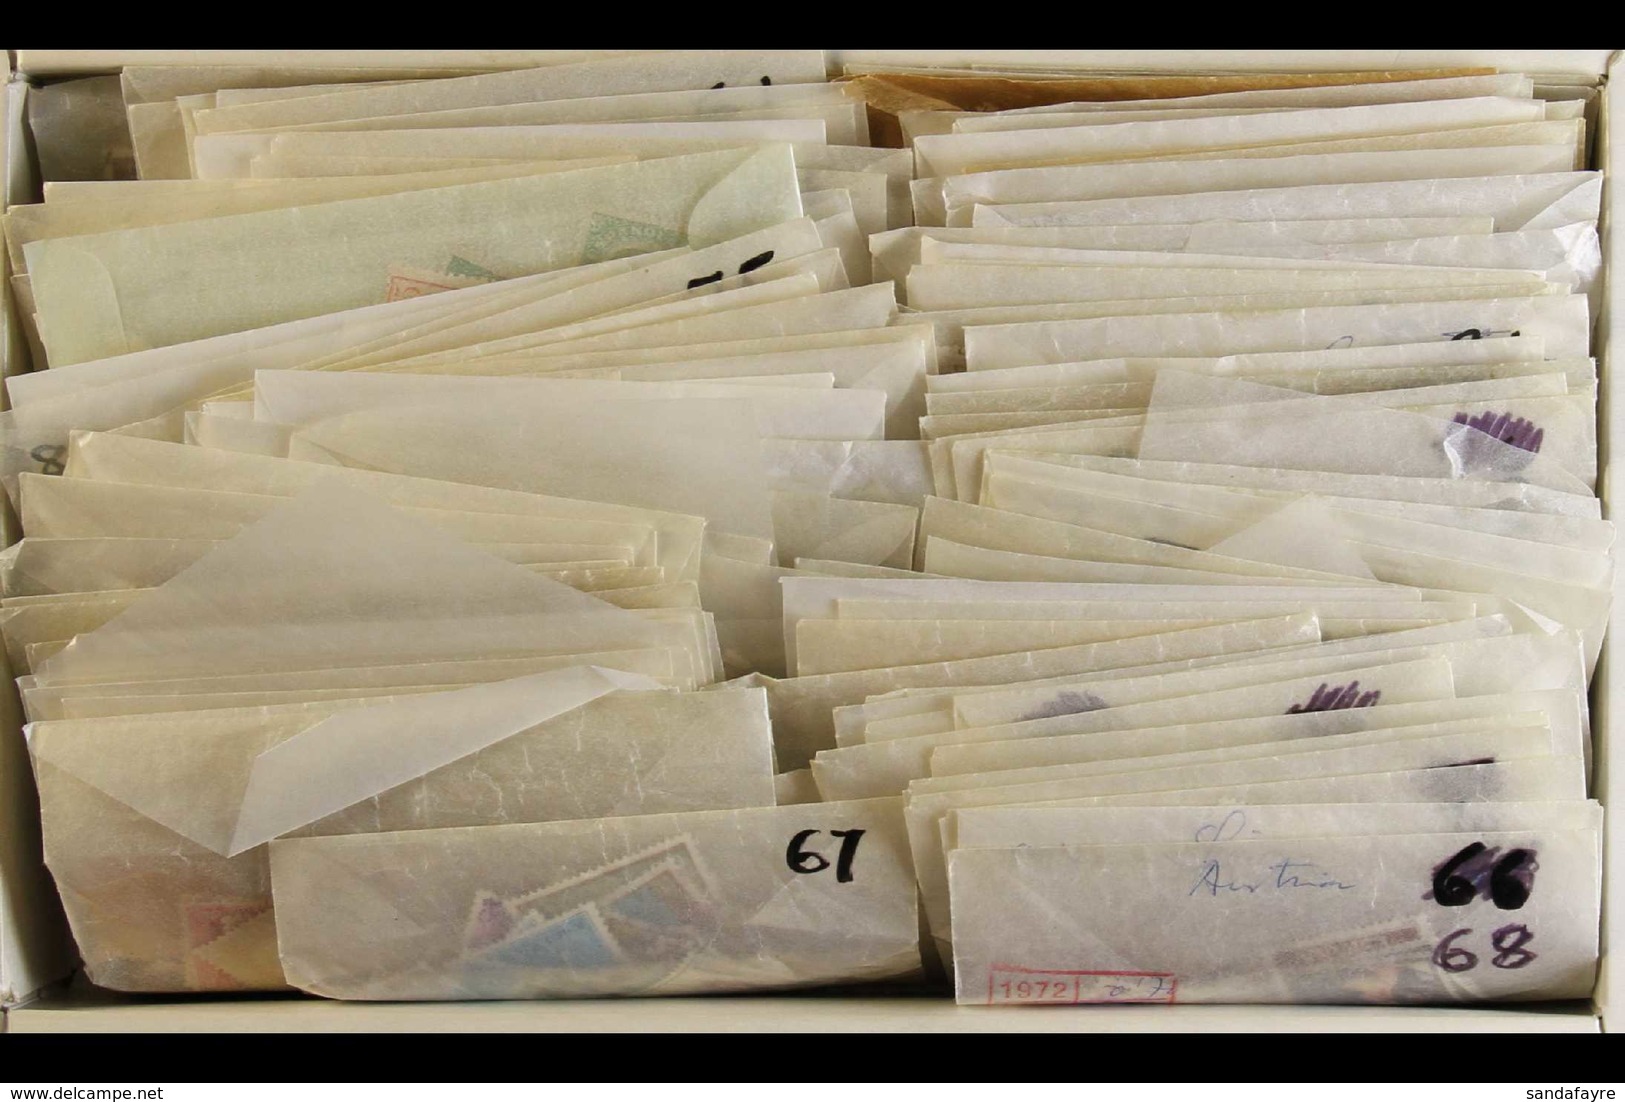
top-left (0, 48), bottom-right (1614, 1033)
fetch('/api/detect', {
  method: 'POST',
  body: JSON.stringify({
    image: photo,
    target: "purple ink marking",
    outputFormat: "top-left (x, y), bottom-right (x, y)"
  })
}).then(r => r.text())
top-left (1285, 680), bottom-right (1381, 714)
top-left (1451, 410), bottom-right (1544, 454)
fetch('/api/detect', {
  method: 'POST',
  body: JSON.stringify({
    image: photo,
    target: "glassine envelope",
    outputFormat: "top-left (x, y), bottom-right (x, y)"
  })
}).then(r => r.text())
top-left (930, 145), bottom-right (1579, 221)
top-left (949, 828), bottom-right (1599, 1004)
top-left (26, 481), bottom-right (673, 685)
top-left (187, 53), bottom-right (830, 135)
top-left (268, 797), bottom-right (919, 1000)
top-left (27, 145), bottom-right (803, 365)
top-left (30, 673), bottom-right (776, 992)
top-left (62, 432), bottom-right (709, 583)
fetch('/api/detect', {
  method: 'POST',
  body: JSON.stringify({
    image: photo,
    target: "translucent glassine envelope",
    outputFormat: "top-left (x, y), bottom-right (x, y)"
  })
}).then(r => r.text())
top-left (195, 122), bottom-right (828, 181)
top-left (254, 372), bottom-right (887, 443)
top-left (794, 617), bottom-right (1247, 676)
top-left (31, 482), bottom-right (670, 685)
top-left (189, 53), bottom-right (830, 135)
top-left (213, 81), bottom-right (860, 137)
top-left (949, 830), bottom-right (1598, 1004)
top-left (956, 630), bottom-right (1580, 731)
top-left (451, 323), bottom-right (935, 385)
top-left (835, 617), bottom-right (1514, 750)
top-left (915, 496), bottom-right (1358, 583)
top-left (3, 158), bottom-right (640, 269)
top-left (358, 269), bottom-right (838, 378)
top-left (764, 614), bottom-right (1321, 771)
top-left (4, 247), bottom-right (618, 408)
top-left (931, 146), bottom-right (1578, 220)
top-left (906, 262), bottom-right (1547, 312)
top-left (0, 270), bottom-right (622, 497)
top-left (911, 99), bottom-right (1550, 176)
top-left (1141, 371), bottom-right (1597, 490)
top-left (17, 475), bottom-right (659, 562)
top-left (962, 295), bottom-right (1591, 372)
top-left (872, 223), bottom-right (1490, 287)
top-left (769, 491), bottom-right (917, 570)
top-left (950, 798), bottom-right (1597, 850)
top-left (284, 218), bottom-right (832, 372)
top-left (18, 647), bottom-right (687, 721)
top-left (479, 283), bottom-right (897, 361)
top-left (779, 576), bottom-right (1404, 671)
top-left (27, 145), bottom-right (803, 365)
top-left (809, 654), bottom-right (1459, 803)
top-left (283, 399), bottom-right (779, 540)
top-left (1187, 223), bottom-right (1601, 297)
top-left (268, 796), bottom-right (918, 1000)
top-left (918, 537), bottom-right (1361, 586)
top-left (64, 432), bottom-right (709, 583)
top-left (30, 677), bottom-right (777, 992)
top-left (982, 450), bottom-right (1598, 523)
top-left (911, 727), bottom-right (1569, 948)
top-left (985, 452), bottom-right (1610, 563)
top-left (923, 718), bottom-right (1558, 795)
top-left (933, 690), bottom-right (1587, 779)
top-left (970, 172), bottom-right (1600, 234)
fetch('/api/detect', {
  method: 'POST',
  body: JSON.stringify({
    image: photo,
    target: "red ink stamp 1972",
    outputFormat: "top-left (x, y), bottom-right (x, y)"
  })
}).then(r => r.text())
top-left (987, 965), bottom-right (1178, 1005)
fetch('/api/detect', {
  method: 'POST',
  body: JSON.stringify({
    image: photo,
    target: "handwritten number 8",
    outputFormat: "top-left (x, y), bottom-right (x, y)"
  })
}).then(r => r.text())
top-left (787, 828), bottom-right (865, 883)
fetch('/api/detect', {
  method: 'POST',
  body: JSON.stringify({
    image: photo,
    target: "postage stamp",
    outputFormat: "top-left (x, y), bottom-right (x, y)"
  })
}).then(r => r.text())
top-left (985, 965), bottom-right (1178, 1006)
top-left (457, 836), bottom-right (718, 996)
top-left (580, 213), bottom-right (684, 265)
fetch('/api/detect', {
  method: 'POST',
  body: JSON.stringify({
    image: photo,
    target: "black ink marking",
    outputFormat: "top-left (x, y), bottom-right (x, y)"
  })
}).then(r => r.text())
top-left (686, 270), bottom-right (724, 290)
top-left (786, 828), bottom-right (865, 883)
top-left (30, 444), bottom-right (66, 476)
top-left (1426, 841), bottom-right (1538, 910)
top-left (1017, 689), bottom-right (1108, 723)
top-left (737, 250), bottom-right (774, 274)
top-left (1326, 335), bottom-right (1355, 349)
top-left (711, 81), bottom-right (726, 89)
top-left (1285, 681), bottom-right (1381, 714)
top-left (1429, 842), bottom-right (1487, 907)
top-left (760, 76), bottom-right (772, 85)
top-left (1490, 849), bottom-right (1536, 911)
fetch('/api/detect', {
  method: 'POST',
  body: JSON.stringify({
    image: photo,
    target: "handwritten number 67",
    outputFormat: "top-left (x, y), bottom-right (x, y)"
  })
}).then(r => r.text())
top-left (787, 829), bottom-right (865, 883)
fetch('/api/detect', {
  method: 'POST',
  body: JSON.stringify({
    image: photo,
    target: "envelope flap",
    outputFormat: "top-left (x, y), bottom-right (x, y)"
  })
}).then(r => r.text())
top-left (229, 665), bottom-right (663, 856)
top-left (29, 709), bottom-right (313, 853)
top-left (33, 482), bottom-right (665, 684)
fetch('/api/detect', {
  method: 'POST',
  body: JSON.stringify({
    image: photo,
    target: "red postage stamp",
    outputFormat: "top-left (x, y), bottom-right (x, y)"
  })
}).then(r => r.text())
top-left (986, 965), bottom-right (1178, 1005)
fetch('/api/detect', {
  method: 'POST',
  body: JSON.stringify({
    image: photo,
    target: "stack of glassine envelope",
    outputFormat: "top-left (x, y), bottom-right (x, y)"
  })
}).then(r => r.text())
top-left (0, 51), bottom-right (1606, 1006)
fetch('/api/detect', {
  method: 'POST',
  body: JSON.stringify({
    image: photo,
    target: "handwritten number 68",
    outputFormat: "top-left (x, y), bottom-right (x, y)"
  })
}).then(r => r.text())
top-left (787, 829), bottom-right (865, 883)
top-left (1432, 924), bottom-right (1537, 973)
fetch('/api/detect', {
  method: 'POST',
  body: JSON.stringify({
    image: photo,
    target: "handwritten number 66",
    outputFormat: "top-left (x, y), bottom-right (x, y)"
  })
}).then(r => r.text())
top-left (787, 829), bottom-right (865, 883)
top-left (1432, 924), bottom-right (1537, 973)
